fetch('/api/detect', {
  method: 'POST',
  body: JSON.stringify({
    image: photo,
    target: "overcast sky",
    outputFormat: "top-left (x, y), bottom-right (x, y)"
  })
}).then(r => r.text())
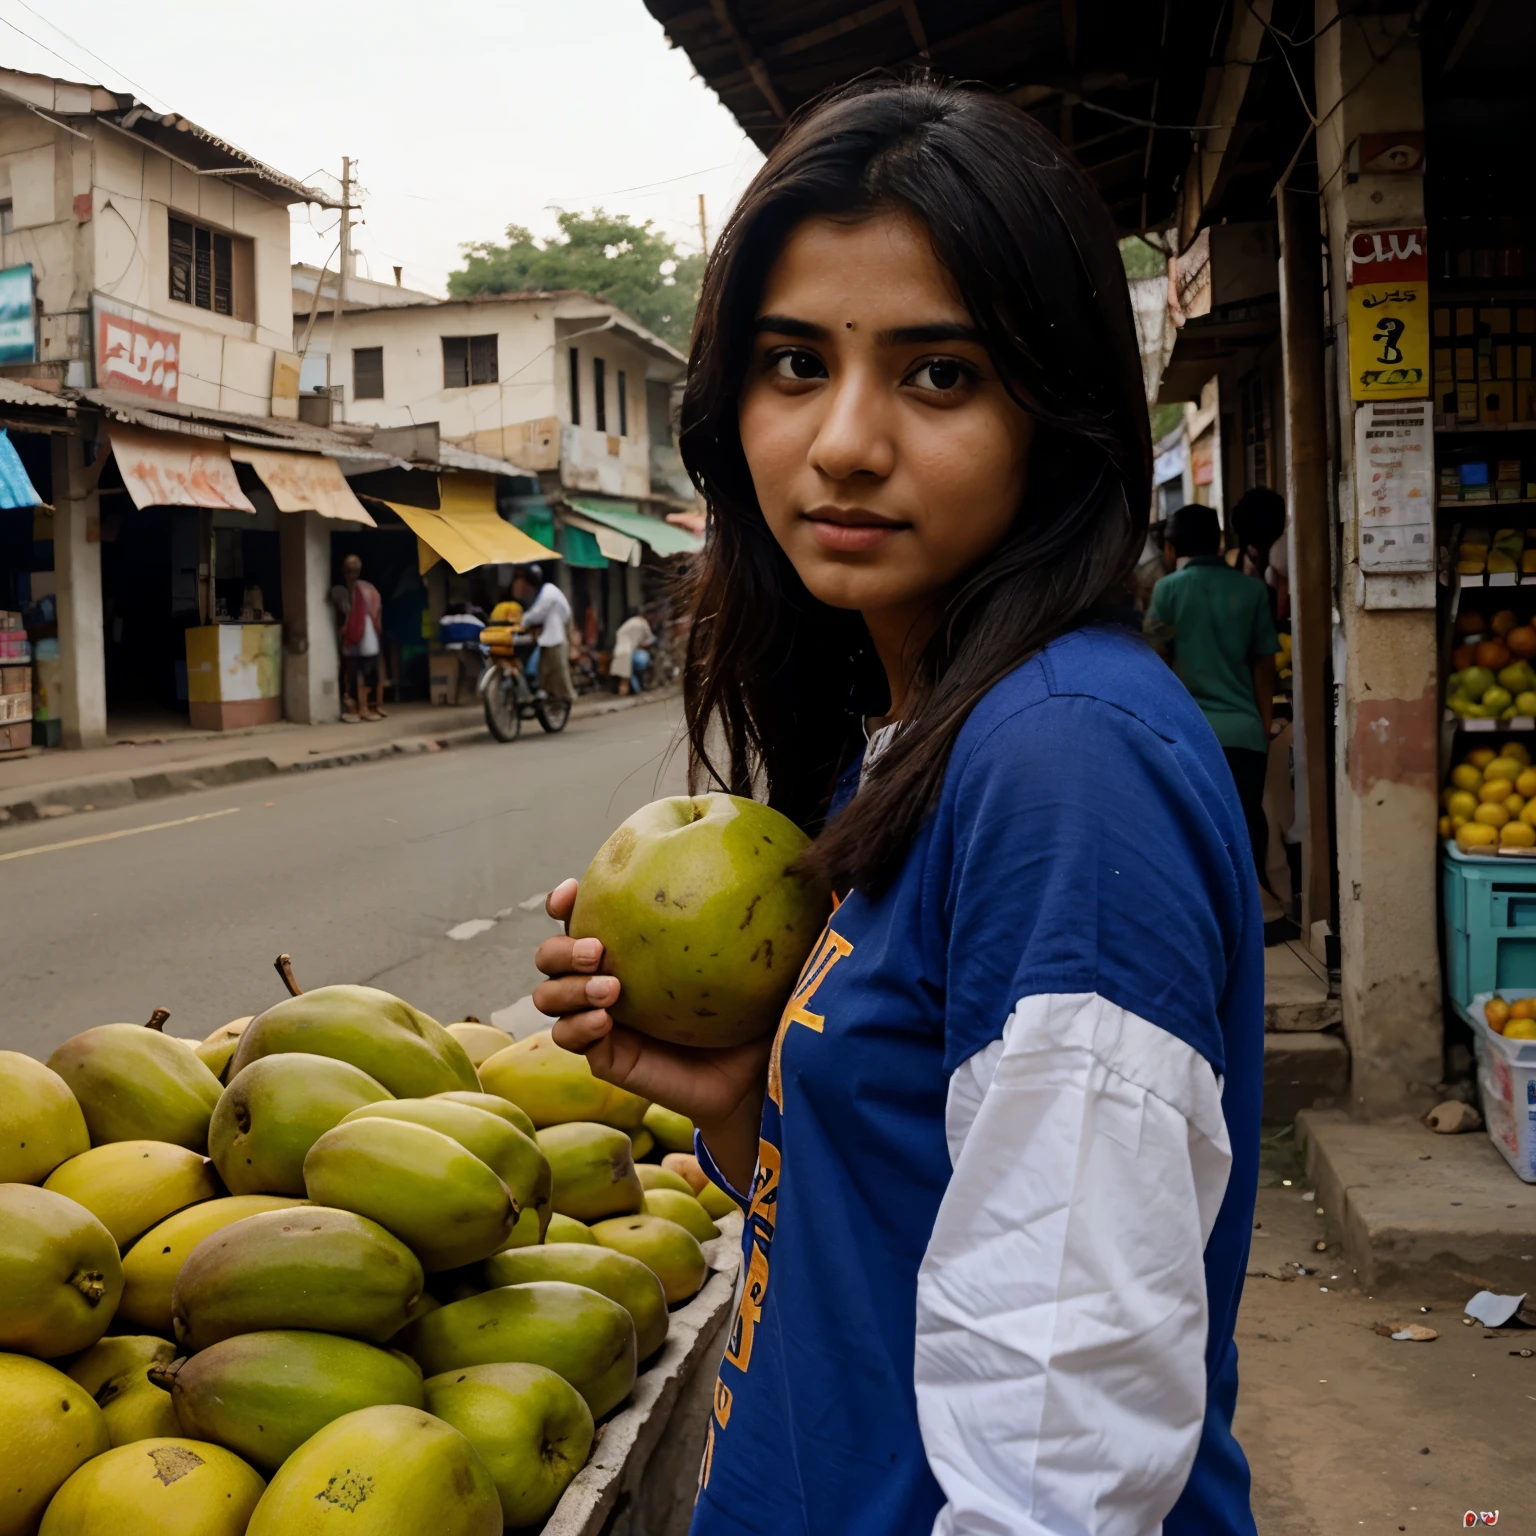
top-left (5, 0), bottom-right (763, 294)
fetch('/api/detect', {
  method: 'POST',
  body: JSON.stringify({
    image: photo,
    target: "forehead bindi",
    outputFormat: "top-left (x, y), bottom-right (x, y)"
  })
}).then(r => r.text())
top-left (759, 212), bottom-right (969, 333)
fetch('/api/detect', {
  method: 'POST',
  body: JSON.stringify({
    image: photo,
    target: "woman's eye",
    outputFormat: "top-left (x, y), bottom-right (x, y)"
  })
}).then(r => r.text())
top-left (772, 349), bottom-right (826, 381)
top-left (907, 359), bottom-right (970, 393)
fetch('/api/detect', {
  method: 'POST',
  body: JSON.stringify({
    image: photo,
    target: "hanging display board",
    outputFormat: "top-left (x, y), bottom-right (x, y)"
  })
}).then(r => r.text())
top-left (1355, 398), bottom-right (1434, 573)
top-left (1346, 227), bottom-right (1429, 401)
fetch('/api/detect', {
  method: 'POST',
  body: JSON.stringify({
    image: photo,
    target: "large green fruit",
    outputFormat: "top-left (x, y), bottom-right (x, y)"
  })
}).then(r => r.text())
top-left (545, 1212), bottom-right (599, 1245)
top-left (643, 1187), bottom-right (719, 1242)
top-left (39, 1437), bottom-right (265, 1536)
top-left (537, 1122), bottom-right (644, 1222)
top-left (446, 1021), bottom-right (513, 1067)
top-left (210, 1053), bottom-right (392, 1196)
top-left (340, 1099), bottom-right (551, 1236)
top-left (642, 1101), bottom-right (695, 1153)
top-left (0, 1184), bottom-right (123, 1357)
top-left (569, 794), bottom-right (829, 1046)
top-left (304, 1119), bottom-right (517, 1272)
top-left (156, 1330), bottom-right (425, 1473)
top-left (245, 1405), bottom-right (500, 1536)
top-left (662, 1151), bottom-right (736, 1217)
top-left (423, 1363), bottom-right (593, 1527)
top-left (636, 1163), bottom-right (695, 1196)
top-left (433, 1089), bottom-right (535, 1139)
top-left (44, 1141), bottom-right (217, 1248)
top-left (483, 1244), bottom-right (668, 1362)
top-left (478, 1030), bottom-right (650, 1130)
top-left (117, 1195), bottom-right (308, 1335)
top-left (45, 1023), bottom-right (222, 1151)
top-left (590, 1214), bottom-right (708, 1305)
top-left (172, 1206), bottom-right (423, 1352)
top-left (193, 1017), bottom-right (253, 1082)
top-left (0, 1354), bottom-right (109, 1536)
top-left (0, 1052), bottom-right (89, 1184)
top-left (228, 985), bottom-right (479, 1099)
top-left (405, 1282), bottom-right (636, 1419)
top-left (65, 1335), bottom-right (179, 1446)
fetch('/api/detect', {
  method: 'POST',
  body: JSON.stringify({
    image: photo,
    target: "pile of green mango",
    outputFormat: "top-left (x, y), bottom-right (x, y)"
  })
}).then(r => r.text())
top-left (0, 968), bottom-right (735, 1534)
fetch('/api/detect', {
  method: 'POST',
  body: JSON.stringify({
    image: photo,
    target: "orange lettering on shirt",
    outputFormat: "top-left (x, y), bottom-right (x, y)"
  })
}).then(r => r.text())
top-left (748, 1139), bottom-right (781, 1234)
top-left (700, 1418), bottom-right (716, 1490)
top-left (766, 927), bottom-right (853, 1110)
top-left (725, 1238), bottom-right (771, 1372)
top-left (713, 1378), bottom-right (733, 1428)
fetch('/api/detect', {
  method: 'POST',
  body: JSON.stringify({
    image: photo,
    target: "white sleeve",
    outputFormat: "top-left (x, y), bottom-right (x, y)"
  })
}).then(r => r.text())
top-left (916, 992), bottom-right (1232, 1536)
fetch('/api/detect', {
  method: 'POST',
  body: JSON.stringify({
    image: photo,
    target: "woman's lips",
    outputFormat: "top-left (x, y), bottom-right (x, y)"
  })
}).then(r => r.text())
top-left (801, 508), bottom-right (908, 553)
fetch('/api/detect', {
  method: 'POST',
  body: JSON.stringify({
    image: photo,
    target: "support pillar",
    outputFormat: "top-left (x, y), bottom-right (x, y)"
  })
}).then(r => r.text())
top-left (49, 430), bottom-right (106, 749)
top-left (278, 511), bottom-right (341, 724)
top-left (1315, 3), bottom-right (1442, 1117)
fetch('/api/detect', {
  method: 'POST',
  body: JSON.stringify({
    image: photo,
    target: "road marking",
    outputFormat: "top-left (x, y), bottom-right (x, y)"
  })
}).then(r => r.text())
top-left (0, 806), bottom-right (241, 863)
top-left (447, 918), bottom-right (497, 941)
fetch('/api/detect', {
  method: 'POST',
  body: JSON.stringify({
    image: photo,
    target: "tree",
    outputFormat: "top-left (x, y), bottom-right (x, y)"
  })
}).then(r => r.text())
top-left (448, 209), bottom-right (704, 352)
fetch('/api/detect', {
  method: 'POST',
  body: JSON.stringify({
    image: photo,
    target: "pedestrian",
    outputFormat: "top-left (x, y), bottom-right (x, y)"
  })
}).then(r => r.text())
top-left (609, 608), bottom-right (656, 696)
top-left (511, 565), bottom-right (573, 704)
top-left (533, 78), bottom-right (1261, 1536)
top-left (330, 553), bottom-right (385, 723)
top-left (1144, 503), bottom-right (1279, 883)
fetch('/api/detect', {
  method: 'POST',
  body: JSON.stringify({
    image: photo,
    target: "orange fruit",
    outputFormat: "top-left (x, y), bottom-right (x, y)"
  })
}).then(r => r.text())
top-left (1511, 998), bottom-right (1536, 1020)
top-left (1457, 609), bottom-right (1487, 635)
top-left (1508, 626), bottom-right (1536, 658)
top-left (1477, 640), bottom-right (1513, 669)
top-left (1486, 996), bottom-right (1512, 1031)
top-left (1492, 610), bottom-right (1519, 637)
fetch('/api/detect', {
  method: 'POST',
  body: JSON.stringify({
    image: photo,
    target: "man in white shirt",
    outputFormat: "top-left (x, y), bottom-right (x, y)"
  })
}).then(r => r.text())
top-left (609, 608), bottom-right (656, 695)
top-left (513, 565), bottom-right (574, 704)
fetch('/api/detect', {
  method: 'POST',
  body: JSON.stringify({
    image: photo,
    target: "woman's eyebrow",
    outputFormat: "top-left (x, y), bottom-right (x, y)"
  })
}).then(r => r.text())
top-left (754, 314), bottom-right (826, 339)
top-left (876, 322), bottom-right (983, 346)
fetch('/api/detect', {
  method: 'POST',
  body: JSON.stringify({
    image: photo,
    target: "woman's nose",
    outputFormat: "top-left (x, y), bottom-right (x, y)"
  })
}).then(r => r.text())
top-left (807, 371), bottom-right (896, 483)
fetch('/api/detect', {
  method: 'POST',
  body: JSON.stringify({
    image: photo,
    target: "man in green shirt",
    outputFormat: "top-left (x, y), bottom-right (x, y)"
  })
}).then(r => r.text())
top-left (1144, 503), bottom-right (1279, 881)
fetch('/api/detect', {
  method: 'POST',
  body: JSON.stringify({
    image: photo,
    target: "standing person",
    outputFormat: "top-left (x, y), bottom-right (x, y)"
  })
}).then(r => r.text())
top-left (330, 553), bottom-right (385, 724)
top-left (609, 608), bottom-right (656, 696)
top-left (1145, 503), bottom-right (1278, 881)
top-left (512, 565), bottom-right (573, 704)
top-left (533, 80), bottom-right (1261, 1536)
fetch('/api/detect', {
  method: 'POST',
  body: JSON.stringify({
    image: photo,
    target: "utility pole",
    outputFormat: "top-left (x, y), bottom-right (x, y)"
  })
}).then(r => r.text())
top-left (698, 192), bottom-right (708, 257)
top-left (327, 156), bottom-right (352, 421)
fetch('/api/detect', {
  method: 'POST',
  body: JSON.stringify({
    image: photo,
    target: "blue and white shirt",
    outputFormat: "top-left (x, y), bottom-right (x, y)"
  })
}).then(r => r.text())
top-left (692, 623), bottom-right (1263, 1536)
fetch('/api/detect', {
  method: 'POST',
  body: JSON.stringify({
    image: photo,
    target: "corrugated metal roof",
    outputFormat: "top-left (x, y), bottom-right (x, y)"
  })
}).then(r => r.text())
top-left (0, 377), bottom-right (73, 411)
top-left (435, 442), bottom-right (540, 480)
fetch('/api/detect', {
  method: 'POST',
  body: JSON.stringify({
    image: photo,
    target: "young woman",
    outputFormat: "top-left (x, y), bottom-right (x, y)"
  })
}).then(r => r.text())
top-left (534, 78), bottom-right (1262, 1536)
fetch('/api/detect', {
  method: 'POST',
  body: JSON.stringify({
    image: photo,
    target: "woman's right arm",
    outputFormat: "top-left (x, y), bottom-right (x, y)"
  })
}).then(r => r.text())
top-left (533, 878), bottom-right (771, 1192)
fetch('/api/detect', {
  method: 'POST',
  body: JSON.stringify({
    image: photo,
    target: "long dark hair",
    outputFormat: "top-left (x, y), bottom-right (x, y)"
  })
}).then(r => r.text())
top-left (678, 76), bottom-right (1151, 893)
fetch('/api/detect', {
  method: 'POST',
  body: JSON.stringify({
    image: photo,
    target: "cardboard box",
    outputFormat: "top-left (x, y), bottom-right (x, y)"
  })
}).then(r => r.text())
top-left (0, 720), bottom-right (30, 752)
top-left (428, 651), bottom-right (463, 707)
top-left (1482, 380), bottom-right (1514, 426)
top-left (0, 692), bottom-right (30, 723)
top-left (1, 664), bottom-right (29, 694)
top-left (1457, 382), bottom-right (1481, 423)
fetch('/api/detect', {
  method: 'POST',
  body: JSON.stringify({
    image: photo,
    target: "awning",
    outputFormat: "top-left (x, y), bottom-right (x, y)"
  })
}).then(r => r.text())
top-left (0, 429), bottom-right (41, 509)
top-left (565, 498), bottom-right (704, 557)
top-left (387, 472), bottom-right (559, 575)
top-left (108, 423), bottom-right (255, 513)
top-left (230, 445), bottom-right (375, 526)
top-left (558, 522), bottom-right (609, 569)
top-left (562, 510), bottom-right (635, 565)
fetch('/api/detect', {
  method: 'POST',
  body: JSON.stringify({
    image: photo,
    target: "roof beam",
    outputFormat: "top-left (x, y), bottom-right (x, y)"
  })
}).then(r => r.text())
top-left (708, 0), bottom-right (785, 119)
top-left (761, 1), bottom-right (904, 63)
top-left (899, 0), bottom-right (930, 56)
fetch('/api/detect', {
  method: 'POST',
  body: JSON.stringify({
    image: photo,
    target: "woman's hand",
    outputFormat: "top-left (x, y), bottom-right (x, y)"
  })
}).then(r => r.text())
top-left (532, 879), bottom-right (769, 1190)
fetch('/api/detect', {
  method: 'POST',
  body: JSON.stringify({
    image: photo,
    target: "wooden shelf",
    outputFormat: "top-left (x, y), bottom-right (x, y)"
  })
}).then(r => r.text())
top-left (1440, 498), bottom-right (1536, 509)
top-left (1436, 421), bottom-right (1536, 434)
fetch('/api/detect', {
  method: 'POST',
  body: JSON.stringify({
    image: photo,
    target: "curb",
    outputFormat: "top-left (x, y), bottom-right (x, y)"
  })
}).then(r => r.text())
top-left (0, 689), bottom-right (676, 830)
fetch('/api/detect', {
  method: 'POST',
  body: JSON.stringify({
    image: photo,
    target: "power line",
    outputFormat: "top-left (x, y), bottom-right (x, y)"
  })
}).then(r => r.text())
top-left (0, 10), bottom-right (90, 82)
top-left (7, 0), bottom-right (169, 108)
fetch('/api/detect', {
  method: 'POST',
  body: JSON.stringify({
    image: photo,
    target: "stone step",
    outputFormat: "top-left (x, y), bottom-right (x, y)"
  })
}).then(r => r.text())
top-left (1264, 1032), bottom-right (1348, 1123)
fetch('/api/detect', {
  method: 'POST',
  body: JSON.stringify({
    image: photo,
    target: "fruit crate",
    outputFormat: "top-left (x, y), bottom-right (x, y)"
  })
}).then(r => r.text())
top-left (1468, 991), bottom-right (1536, 1183)
top-left (1442, 843), bottom-right (1536, 1020)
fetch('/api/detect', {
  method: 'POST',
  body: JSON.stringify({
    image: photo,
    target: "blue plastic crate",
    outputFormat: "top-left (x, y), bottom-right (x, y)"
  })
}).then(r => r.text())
top-left (1442, 844), bottom-right (1536, 1020)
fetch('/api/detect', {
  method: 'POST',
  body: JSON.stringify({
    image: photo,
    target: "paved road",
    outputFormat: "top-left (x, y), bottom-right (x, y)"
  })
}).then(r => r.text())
top-left (1, 697), bottom-right (688, 1058)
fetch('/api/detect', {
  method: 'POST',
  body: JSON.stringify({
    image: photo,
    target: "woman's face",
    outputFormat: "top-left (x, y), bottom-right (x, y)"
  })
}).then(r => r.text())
top-left (738, 210), bottom-right (1033, 626)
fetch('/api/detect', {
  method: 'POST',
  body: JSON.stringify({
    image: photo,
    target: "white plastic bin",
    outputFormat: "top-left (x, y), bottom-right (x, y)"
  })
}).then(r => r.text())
top-left (1469, 989), bottom-right (1536, 1183)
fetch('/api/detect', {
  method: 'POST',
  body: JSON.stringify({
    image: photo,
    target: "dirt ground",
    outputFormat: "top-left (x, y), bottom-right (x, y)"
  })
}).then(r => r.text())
top-left (1235, 1131), bottom-right (1534, 1534)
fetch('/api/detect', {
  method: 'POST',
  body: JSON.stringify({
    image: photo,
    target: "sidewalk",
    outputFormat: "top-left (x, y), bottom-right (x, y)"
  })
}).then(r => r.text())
top-left (0, 688), bottom-right (678, 826)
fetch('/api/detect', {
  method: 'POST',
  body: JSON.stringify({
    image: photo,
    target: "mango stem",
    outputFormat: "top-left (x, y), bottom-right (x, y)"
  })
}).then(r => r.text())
top-left (69, 1268), bottom-right (107, 1303)
top-left (144, 1008), bottom-right (171, 1031)
top-left (274, 953), bottom-right (303, 997)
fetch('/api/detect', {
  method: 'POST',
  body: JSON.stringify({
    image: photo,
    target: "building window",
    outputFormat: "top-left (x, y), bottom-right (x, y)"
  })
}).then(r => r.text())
top-left (169, 214), bottom-right (239, 316)
top-left (593, 357), bottom-right (607, 433)
top-left (442, 334), bottom-right (498, 389)
top-left (1239, 370), bottom-right (1268, 490)
top-left (617, 369), bottom-right (628, 436)
top-left (0, 201), bottom-right (12, 235)
top-left (568, 347), bottom-right (580, 424)
top-left (353, 346), bottom-right (384, 400)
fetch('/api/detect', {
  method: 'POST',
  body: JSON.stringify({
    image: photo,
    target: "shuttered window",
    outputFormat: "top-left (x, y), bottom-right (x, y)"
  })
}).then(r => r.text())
top-left (442, 334), bottom-right (498, 388)
top-left (617, 369), bottom-right (628, 436)
top-left (169, 214), bottom-right (236, 317)
top-left (593, 356), bottom-right (607, 432)
top-left (353, 346), bottom-right (384, 400)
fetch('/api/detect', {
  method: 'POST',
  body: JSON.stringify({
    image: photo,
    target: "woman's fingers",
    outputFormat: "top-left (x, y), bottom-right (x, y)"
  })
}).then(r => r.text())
top-left (545, 878), bottom-right (578, 923)
top-left (534, 934), bottom-right (606, 979)
top-left (550, 1010), bottom-right (615, 1054)
top-left (532, 971), bottom-right (619, 1018)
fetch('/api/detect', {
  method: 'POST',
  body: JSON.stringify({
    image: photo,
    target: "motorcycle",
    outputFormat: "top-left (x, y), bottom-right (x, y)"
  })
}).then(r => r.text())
top-left (476, 630), bottom-right (572, 741)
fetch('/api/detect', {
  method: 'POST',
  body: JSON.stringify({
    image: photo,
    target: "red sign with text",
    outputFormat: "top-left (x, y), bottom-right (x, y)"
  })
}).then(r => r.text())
top-left (1346, 227), bottom-right (1428, 286)
top-left (95, 305), bottom-right (180, 400)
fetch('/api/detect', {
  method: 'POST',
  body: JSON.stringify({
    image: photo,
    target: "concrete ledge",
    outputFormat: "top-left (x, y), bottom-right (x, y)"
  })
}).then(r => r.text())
top-left (1264, 941), bottom-right (1342, 1032)
top-left (1298, 1108), bottom-right (1536, 1293)
top-left (1263, 1032), bottom-right (1348, 1122)
top-left (546, 1212), bottom-right (742, 1536)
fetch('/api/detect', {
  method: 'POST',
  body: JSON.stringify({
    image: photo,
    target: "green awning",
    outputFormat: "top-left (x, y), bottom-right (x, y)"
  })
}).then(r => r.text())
top-left (565, 498), bottom-right (703, 558)
top-left (510, 502), bottom-right (556, 549)
top-left (558, 523), bottom-right (608, 569)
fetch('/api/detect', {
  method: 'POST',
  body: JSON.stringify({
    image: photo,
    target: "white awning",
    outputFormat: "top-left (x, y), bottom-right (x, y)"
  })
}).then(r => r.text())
top-left (108, 423), bottom-right (255, 512)
top-left (230, 444), bottom-right (375, 525)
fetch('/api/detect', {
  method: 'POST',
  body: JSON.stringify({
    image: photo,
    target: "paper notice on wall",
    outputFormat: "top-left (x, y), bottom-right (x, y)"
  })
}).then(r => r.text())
top-left (1355, 399), bottom-right (1433, 573)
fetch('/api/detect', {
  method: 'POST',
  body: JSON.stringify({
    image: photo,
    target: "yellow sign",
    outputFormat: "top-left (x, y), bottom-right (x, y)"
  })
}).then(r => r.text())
top-left (1347, 281), bottom-right (1429, 401)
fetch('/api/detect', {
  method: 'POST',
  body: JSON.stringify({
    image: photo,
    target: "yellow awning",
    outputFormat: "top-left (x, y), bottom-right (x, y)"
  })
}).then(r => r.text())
top-left (385, 472), bottom-right (559, 574)
top-left (109, 423), bottom-right (255, 513)
top-left (229, 445), bottom-right (375, 526)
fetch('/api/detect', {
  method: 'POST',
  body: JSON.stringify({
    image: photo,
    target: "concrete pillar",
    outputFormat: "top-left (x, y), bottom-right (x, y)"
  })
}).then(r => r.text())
top-left (1315, 3), bottom-right (1442, 1117)
top-left (278, 512), bottom-right (341, 724)
top-left (49, 431), bottom-right (107, 749)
